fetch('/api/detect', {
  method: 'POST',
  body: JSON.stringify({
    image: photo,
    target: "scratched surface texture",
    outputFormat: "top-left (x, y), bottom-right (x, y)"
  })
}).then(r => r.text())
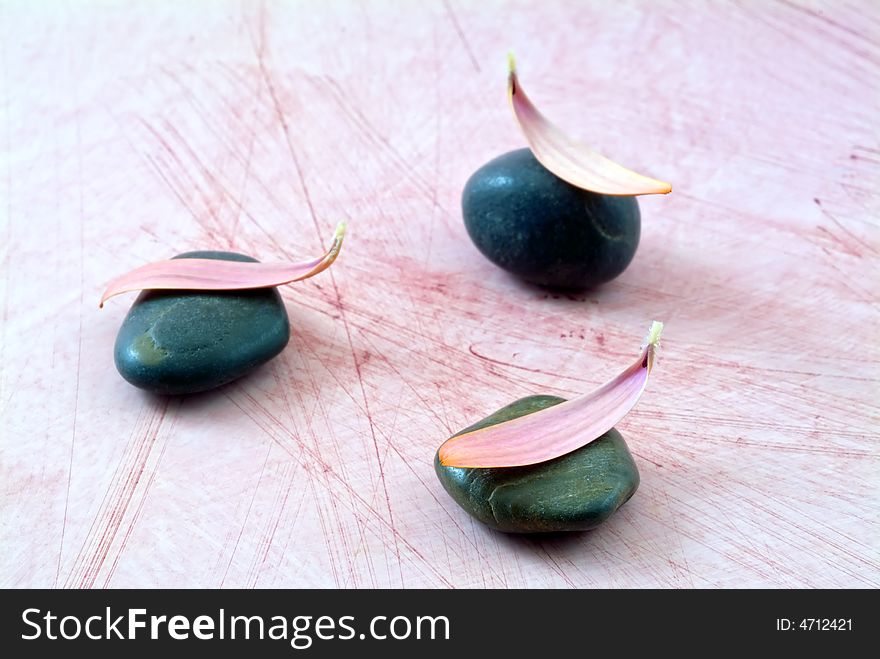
top-left (1, 0), bottom-right (878, 588)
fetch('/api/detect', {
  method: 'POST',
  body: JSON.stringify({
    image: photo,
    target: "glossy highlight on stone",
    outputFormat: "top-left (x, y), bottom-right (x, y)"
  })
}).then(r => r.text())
top-left (114, 251), bottom-right (290, 395)
top-left (435, 395), bottom-right (640, 533)
top-left (462, 148), bottom-right (641, 288)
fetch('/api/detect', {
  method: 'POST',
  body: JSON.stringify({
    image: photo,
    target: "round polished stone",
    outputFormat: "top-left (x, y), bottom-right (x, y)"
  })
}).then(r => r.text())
top-left (114, 251), bottom-right (290, 395)
top-left (435, 395), bottom-right (640, 533)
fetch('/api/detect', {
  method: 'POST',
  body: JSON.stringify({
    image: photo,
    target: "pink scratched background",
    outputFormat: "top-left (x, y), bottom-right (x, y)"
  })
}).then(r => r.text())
top-left (1, 0), bottom-right (878, 588)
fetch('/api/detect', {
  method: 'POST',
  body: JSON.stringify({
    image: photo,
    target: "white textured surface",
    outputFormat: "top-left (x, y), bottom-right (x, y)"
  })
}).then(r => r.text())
top-left (1, 0), bottom-right (877, 588)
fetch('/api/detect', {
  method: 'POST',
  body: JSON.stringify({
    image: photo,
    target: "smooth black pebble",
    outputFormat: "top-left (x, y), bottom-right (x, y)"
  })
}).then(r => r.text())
top-left (114, 251), bottom-right (290, 395)
top-left (435, 395), bottom-right (640, 533)
top-left (462, 148), bottom-right (641, 289)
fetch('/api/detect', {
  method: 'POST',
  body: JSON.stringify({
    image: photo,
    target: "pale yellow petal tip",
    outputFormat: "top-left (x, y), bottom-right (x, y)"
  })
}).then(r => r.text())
top-left (507, 51), bottom-right (517, 75)
top-left (646, 321), bottom-right (664, 348)
top-left (326, 222), bottom-right (347, 261)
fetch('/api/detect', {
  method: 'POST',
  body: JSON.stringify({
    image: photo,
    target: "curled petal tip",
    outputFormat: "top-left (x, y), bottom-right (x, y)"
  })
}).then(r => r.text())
top-left (438, 321), bottom-right (664, 468)
top-left (508, 56), bottom-right (672, 196)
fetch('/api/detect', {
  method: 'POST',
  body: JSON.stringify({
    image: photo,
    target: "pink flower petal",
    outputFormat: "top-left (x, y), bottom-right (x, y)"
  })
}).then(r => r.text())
top-left (100, 222), bottom-right (346, 307)
top-left (438, 321), bottom-right (663, 468)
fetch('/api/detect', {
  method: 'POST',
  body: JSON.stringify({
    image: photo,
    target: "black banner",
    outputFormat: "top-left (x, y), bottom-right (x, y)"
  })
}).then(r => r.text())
top-left (1, 589), bottom-right (872, 656)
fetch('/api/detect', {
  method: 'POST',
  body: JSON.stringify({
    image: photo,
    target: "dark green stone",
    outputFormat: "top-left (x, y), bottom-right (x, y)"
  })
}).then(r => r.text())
top-left (435, 395), bottom-right (640, 533)
top-left (114, 251), bottom-right (290, 395)
top-left (462, 148), bottom-right (640, 289)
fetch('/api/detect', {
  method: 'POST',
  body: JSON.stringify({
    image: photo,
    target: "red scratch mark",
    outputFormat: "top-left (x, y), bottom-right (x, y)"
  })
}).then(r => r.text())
top-left (746, 490), bottom-right (880, 583)
top-left (359, 331), bottom-right (452, 434)
top-left (853, 145), bottom-right (880, 155)
top-left (815, 225), bottom-right (856, 255)
top-left (435, 383), bottom-right (454, 435)
top-left (663, 491), bottom-right (695, 587)
top-left (243, 376), bottom-right (350, 588)
top-left (338, 333), bottom-right (404, 587)
top-left (149, 65), bottom-right (298, 260)
top-left (441, 0), bottom-right (481, 73)
top-left (104, 400), bottom-right (179, 587)
top-left (273, 474), bottom-right (310, 586)
top-left (352, 316), bottom-right (539, 399)
top-left (220, 442), bottom-right (272, 588)
top-left (63, 399), bottom-right (170, 588)
top-left (746, 3), bottom-right (872, 83)
top-left (248, 7), bottom-right (367, 586)
top-left (227, 390), bottom-right (454, 587)
top-left (250, 461), bottom-right (296, 587)
top-left (108, 107), bottom-right (205, 234)
top-left (280, 342), bottom-right (379, 588)
top-left (656, 489), bottom-right (784, 585)
top-left (820, 246), bottom-right (874, 303)
top-left (468, 343), bottom-right (597, 384)
top-left (0, 18), bottom-right (11, 415)
top-left (55, 79), bottom-right (86, 587)
top-left (302, 367), bottom-right (378, 587)
top-left (531, 543), bottom-right (578, 588)
top-left (146, 117), bottom-right (237, 248)
top-left (850, 152), bottom-right (880, 165)
top-left (154, 64), bottom-right (261, 242)
top-left (319, 77), bottom-right (436, 202)
top-left (55, 315), bottom-right (81, 588)
top-left (230, 93), bottom-right (260, 239)
top-left (631, 450), bottom-right (664, 470)
top-left (277, 352), bottom-right (358, 587)
top-left (379, 433), bottom-right (511, 586)
top-left (81, 406), bottom-right (165, 588)
top-left (253, 22), bottom-right (406, 586)
top-left (305, 465), bottom-right (343, 587)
